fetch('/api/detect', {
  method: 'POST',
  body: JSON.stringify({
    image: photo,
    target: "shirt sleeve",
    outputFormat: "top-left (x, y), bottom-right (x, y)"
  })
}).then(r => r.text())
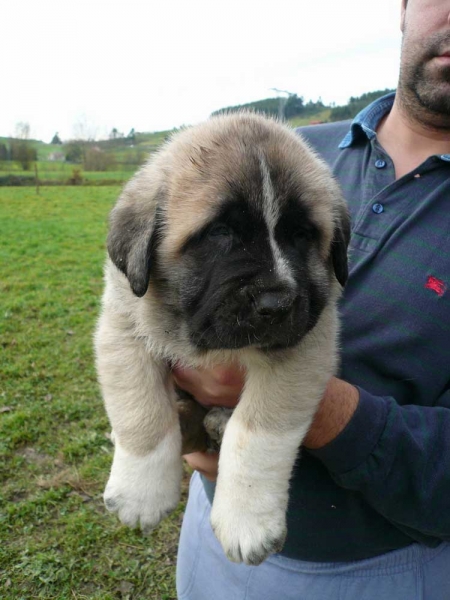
top-left (307, 386), bottom-right (450, 541)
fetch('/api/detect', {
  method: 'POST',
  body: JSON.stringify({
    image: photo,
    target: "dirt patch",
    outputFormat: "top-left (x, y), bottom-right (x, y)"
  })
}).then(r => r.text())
top-left (16, 447), bottom-right (52, 465)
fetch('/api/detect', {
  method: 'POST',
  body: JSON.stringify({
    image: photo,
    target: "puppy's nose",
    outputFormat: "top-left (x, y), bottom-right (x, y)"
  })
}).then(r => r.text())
top-left (253, 291), bottom-right (294, 317)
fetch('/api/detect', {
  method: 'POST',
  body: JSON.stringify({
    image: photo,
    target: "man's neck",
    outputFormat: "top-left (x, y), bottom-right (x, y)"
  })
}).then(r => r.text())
top-left (376, 99), bottom-right (450, 180)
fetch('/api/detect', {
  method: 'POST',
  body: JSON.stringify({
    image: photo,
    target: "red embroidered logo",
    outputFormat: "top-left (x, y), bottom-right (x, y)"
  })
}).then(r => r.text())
top-left (425, 275), bottom-right (446, 297)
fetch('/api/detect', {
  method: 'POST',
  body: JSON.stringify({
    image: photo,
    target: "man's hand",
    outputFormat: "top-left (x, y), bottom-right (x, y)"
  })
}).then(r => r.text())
top-left (183, 450), bottom-right (220, 482)
top-left (173, 365), bottom-right (360, 480)
top-left (173, 363), bottom-right (244, 408)
top-left (173, 363), bottom-right (243, 482)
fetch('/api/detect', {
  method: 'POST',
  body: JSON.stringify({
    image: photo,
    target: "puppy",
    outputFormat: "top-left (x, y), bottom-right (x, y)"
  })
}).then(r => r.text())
top-left (95, 112), bottom-right (350, 565)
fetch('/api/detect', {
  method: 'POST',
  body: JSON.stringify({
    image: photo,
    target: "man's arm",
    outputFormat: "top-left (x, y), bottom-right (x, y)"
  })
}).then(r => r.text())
top-left (174, 367), bottom-right (360, 478)
top-left (302, 378), bottom-right (359, 449)
top-left (175, 364), bottom-right (450, 544)
top-left (307, 384), bottom-right (450, 543)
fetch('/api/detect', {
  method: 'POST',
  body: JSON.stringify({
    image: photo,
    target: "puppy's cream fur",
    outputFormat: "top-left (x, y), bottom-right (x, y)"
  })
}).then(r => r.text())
top-left (95, 112), bottom-right (348, 565)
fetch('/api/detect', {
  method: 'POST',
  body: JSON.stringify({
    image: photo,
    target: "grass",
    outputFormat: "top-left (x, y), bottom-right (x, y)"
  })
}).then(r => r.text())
top-left (288, 109), bottom-right (332, 127)
top-left (0, 187), bottom-right (187, 599)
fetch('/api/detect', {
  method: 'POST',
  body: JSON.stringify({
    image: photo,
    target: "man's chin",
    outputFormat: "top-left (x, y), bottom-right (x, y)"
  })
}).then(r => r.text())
top-left (417, 90), bottom-right (450, 118)
top-left (411, 74), bottom-right (450, 123)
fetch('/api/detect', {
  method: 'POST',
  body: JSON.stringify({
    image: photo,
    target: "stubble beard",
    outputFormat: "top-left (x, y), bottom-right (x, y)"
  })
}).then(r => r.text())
top-left (398, 30), bottom-right (450, 131)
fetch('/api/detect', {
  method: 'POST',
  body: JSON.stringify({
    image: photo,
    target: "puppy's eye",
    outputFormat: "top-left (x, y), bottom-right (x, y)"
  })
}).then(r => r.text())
top-left (293, 227), bottom-right (314, 249)
top-left (294, 229), bottom-right (312, 240)
top-left (208, 223), bottom-right (233, 239)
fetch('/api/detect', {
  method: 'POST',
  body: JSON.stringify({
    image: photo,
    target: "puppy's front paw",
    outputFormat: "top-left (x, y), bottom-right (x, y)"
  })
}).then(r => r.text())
top-left (104, 431), bottom-right (182, 533)
top-left (210, 497), bottom-right (287, 565)
top-left (210, 418), bottom-right (299, 565)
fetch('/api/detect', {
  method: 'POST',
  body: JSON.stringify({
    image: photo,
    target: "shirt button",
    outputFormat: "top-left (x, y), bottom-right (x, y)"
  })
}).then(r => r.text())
top-left (372, 203), bottom-right (384, 214)
top-left (375, 159), bottom-right (387, 168)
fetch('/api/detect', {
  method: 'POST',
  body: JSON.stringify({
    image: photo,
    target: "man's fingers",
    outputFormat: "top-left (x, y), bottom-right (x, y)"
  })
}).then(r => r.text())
top-left (183, 451), bottom-right (219, 482)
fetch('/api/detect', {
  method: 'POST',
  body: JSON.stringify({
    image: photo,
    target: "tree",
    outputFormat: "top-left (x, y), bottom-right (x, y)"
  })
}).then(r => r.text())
top-left (51, 133), bottom-right (62, 145)
top-left (72, 114), bottom-right (98, 141)
top-left (64, 141), bottom-right (85, 163)
top-left (10, 141), bottom-right (37, 170)
top-left (329, 89), bottom-right (395, 122)
top-left (15, 122), bottom-right (31, 140)
top-left (10, 121), bottom-right (36, 170)
top-left (0, 143), bottom-right (8, 160)
top-left (284, 94), bottom-right (305, 119)
top-left (109, 128), bottom-right (123, 140)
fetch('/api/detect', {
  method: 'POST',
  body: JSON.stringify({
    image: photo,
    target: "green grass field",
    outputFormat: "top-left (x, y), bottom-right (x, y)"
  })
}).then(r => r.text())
top-left (0, 187), bottom-right (187, 599)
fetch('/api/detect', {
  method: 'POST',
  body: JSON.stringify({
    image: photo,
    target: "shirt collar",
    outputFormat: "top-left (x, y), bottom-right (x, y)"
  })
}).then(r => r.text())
top-left (339, 92), bottom-right (395, 149)
top-left (338, 92), bottom-right (450, 163)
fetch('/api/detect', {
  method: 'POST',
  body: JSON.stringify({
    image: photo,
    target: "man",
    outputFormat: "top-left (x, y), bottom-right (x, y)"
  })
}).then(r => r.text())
top-left (175, 1), bottom-right (450, 597)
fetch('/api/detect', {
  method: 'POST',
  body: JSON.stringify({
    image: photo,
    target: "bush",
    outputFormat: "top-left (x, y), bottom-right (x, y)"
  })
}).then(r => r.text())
top-left (67, 168), bottom-right (84, 185)
top-left (83, 147), bottom-right (115, 172)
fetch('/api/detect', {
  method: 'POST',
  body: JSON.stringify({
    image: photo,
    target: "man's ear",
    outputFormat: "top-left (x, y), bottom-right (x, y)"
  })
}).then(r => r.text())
top-left (107, 193), bottom-right (164, 297)
top-left (331, 205), bottom-right (351, 287)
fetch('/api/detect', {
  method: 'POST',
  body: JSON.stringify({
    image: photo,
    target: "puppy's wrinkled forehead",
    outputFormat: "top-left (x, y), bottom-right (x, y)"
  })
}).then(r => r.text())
top-left (159, 114), bottom-right (336, 258)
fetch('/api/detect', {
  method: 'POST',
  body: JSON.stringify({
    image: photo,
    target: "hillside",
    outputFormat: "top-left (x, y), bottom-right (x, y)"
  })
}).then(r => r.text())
top-left (0, 89), bottom-right (394, 185)
top-left (210, 88), bottom-right (394, 123)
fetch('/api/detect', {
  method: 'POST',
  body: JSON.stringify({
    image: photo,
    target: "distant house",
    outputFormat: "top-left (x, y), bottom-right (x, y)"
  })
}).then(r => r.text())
top-left (48, 152), bottom-right (65, 161)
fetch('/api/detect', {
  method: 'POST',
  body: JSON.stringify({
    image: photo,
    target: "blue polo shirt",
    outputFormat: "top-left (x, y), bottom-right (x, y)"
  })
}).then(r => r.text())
top-left (204, 94), bottom-right (450, 561)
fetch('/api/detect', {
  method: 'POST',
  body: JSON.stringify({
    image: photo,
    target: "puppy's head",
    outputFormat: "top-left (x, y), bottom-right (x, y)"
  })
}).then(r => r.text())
top-left (108, 112), bottom-right (350, 351)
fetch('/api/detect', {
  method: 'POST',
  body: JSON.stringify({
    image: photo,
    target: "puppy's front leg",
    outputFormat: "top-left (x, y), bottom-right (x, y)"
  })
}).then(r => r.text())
top-left (95, 308), bottom-right (182, 533)
top-left (211, 310), bottom-right (337, 565)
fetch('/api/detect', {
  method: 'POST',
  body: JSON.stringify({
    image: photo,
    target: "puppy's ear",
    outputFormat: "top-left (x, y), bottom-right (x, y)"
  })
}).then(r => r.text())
top-left (331, 205), bottom-right (351, 287)
top-left (107, 194), bottom-right (164, 297)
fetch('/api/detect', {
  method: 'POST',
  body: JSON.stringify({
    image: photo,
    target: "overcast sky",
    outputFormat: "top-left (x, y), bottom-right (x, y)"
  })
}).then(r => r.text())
top-left (2, 0), bottom-right (403, 143)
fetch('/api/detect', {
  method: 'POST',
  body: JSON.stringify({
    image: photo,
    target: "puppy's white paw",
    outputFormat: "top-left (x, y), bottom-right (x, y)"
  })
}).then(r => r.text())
top-left (210, 417), bottom-right (304, 565)
top-left (104, 430), bottom-right (182, 533)
top-left (210, 494), bottom-right (287, 565)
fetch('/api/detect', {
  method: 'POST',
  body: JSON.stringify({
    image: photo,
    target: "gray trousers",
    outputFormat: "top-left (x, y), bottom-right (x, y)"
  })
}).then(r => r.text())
top-left (177, 472), bottom-right (450, 600)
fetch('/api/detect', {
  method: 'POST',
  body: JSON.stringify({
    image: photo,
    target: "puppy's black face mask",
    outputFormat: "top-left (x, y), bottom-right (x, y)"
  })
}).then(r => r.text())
top-left (177, 197), bottom-right (331, 351)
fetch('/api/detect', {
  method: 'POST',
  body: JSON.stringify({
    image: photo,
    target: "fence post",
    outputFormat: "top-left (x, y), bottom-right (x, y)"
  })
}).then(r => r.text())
top-left (34, 163), bottom-right (40, 195)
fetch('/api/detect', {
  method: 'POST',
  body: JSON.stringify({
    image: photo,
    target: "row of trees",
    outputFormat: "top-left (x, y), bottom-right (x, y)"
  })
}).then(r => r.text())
top-left (0, 140), bottom-right (145, 172)
top-left (211, 93), bottom-right (326, 120)
top-left (0, 116), bottom-right (140, 172)
top-left (0, 138), bottom-right (120, 172)
top-left (0, 122), bottom-right (37, 170)
top-left (212, 89), bottom-right (394, 123)
top-left (0, 125), bottom-right (140, 172)
top-left (0, 141), bottom-right (37, 170)
top-left (328, 89), bottom-right (395, 122)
